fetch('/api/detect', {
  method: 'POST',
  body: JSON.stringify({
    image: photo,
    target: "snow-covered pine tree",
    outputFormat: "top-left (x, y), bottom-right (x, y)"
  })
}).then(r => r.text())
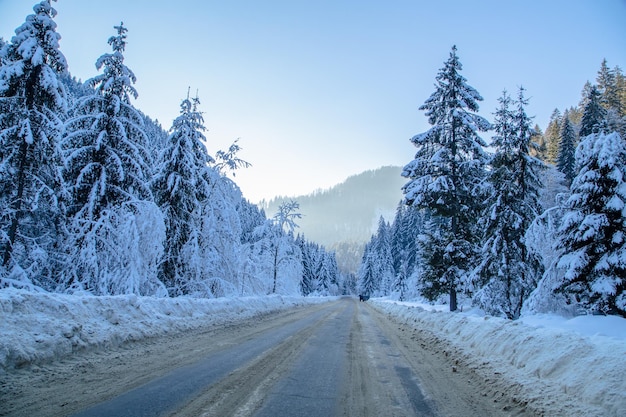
top-left (415, 218), bottom-right (450, 302)
top-left (402, 45), bottom-right (490, 310)
top-left (296, 235), bottom-right (316, 295)
top-left (389, 203), bottom-right (410, 300)
top-left (391, 204), bottom-right (425, 300)
top-left (357, 242), bottom-right (378, 297)
top-left (555, 131), bottom-right (626, 317)
top-left (62, 23), bottom-right (164, 295)
top-left (544, 109), bottom-right (562, 164)
top-left (472, 88), bottom-right (545, 319)
top-left (372, 216), bottom-right (394, 296)
top-left (529, 124), bottom-right (547, 161)
top-left (597, 59), bottom-right (621, 114)
top-left (317, 251), bottom-right (340, 295)
top-left (557, 111), bottom-right (577, 185)
top-left (579, 85), bottom-right (607, 138)
top-left (152, 92), bottom-right (216, 296)
top-left (0, 0), bottom-right (68, 289)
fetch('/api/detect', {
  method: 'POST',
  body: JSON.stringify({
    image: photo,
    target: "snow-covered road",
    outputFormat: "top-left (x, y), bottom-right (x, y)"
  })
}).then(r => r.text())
top-left (1, 289), bottom-right (625, 416)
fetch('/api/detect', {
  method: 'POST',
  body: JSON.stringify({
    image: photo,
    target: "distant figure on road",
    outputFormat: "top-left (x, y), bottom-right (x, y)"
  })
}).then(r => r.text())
top-left (359, 295), bottom-right (369, 302)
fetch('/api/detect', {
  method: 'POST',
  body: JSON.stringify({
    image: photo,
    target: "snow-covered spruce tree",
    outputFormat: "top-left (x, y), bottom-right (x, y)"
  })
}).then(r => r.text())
top-left (472, 88), bottom-right (545, 319)
top-left (357, 242), bottom-right (378, 297)
top-left (557, 111), bottom-right (577, 185)
top-left (297, 238), bottom-right (341, 296)
top-left (555, 131), bottom-right (626, 317)
top-left (544, 109), bottom-right (562, 164)
top-left (580, 85), bottom-right (607, 138)
top-left (373, 216), bottom-right (394, 296)
top-left (317, 250), bottom-right (340, 295)
top-left (0, 0), bottom-right (68, 289)
top-left (151, 93), bottom-right (216, 296)
top-left (358, 217), bottom-right (395, 297)
top-left (62, 23), bottom-right (164, 295)
top-left (402, 46), bottom-right (490, 311)
top-left (390, 202), bottom-right (424, 295)
top-left (296, 235), bottom-right (316, 295)
top-left (389, 203), bottom-right (412, 300)
top-left (597, 59), bottom-right (622, 115)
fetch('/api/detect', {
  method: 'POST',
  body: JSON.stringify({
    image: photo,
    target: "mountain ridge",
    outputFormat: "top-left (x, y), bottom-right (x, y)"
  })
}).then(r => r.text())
top-left (262, 165), bottom-right (407, 273)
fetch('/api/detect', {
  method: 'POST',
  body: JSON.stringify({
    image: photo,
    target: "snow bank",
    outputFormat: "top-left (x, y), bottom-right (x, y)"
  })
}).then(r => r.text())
top-left (372, 299), bottom-right (626, 417)
top-left (0, 289), bottom-right (332, 370)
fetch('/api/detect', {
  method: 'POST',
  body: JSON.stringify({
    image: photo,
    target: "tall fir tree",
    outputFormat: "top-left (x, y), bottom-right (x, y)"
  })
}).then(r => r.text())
top-left (596, 59), bottom-right (621, 114)
top-left (529, 124), bottom-right (547, 161)
top-left (62, 23), bottom-right (164, 295)
top-left (0, 0), bottom-right (68, 288)
top-left (152, 93), bottom-right (216, 296)
top-left (544, 109), bottom-right (562, 164)
top-left (579, 85), bottom-right (607, 138)
top-left (357, 242), bottom-right (378, 297)
top-left (371, 216), bottom-right (394, 296)
top-left (402, 46), bottom-right (490, 310)
top-left (616, 67), bottom-right (626, 118)
top-left (472, 88), bottom-right (544, 319)
top-left (555, 131), bottom-right (626, 317)
top-left (557, 110), bottom-right (577, 185)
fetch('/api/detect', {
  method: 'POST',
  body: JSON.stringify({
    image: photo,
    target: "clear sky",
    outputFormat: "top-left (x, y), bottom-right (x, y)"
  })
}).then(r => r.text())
top-left (1, 0), bottom-right (625, 203)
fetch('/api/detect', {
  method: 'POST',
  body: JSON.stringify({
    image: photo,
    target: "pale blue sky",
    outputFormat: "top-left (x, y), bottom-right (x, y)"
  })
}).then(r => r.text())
top-left (2, 0), bottom-right (625, 202)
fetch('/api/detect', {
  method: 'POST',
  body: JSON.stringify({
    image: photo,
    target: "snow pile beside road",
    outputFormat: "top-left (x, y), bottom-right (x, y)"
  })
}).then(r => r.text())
top-left (373, 299), bottom-right (626, 417)
top-left (0, 289), bottom-right (331, 370)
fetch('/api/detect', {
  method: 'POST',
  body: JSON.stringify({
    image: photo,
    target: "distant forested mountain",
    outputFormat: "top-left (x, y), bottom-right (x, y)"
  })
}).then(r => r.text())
top-left (262, 166), bottom-right (406, 273)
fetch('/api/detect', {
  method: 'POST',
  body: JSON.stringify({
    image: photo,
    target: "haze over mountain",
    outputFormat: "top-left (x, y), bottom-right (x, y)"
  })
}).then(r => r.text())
top-left (262, 166), bottom-right (406, 273)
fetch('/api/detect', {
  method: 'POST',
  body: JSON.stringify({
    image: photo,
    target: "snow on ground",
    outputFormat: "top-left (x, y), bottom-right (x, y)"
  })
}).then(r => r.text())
top-left (2, 290), bottom-right (625, 416)
top-left (373, 298), bottom-right (626, 417)
top-left (0, 288), bottom-right (331, 371)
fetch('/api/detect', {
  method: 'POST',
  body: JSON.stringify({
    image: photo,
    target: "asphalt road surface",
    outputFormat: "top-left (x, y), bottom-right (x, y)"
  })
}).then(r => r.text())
top-left (2, 298), bottom-right (531, 417)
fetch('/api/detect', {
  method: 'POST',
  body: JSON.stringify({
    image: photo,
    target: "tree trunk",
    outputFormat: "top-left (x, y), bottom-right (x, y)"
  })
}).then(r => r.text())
top-left (450, 286), bottom-right (457, 311)
top-left (272, 245), bottom-right (278, 294)
top-left (3, 140), bottom-right (29, 266)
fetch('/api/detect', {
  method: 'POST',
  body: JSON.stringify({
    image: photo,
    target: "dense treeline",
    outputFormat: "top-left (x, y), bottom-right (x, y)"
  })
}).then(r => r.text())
top-left (0, 1), bottom-right (344, 297)
top-left (359, 47), bottom-right (626, 318)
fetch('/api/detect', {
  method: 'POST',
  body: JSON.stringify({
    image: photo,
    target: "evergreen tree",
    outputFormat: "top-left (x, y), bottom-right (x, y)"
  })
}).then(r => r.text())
top-left (64, 23), bottom-right (152, 220)
top-left (372, 216), bottom-right (394, 296)
top-left (529, 124), bottom-right (547, 161)
top-left (597, 59), bottom-right (621, 114)
top-left (62, 23), bottom-right (164, 295)
top-left (579, 85), bottom-right (607, 138)
top-left (616, 67), bottom-right (626, 118)
top-left (152, 93), bottom-right (215, 296)
top-left (415, 218), bottom-right (450, 301)
top-left (402, 46), bottom-right (490, 310)
top-left (297, 235), bottom-right (316, 295)
top-left (557, 110), bottom-right (577, 185)
top-left (472, 88), bottom-right (544, 319)
top-left (357, 242), bottom-right (378, 296)
top-left (544, 109), bottom-right (562, 164)
top-left (0, 0), bottom-right (68, 288)
top-left (555, 131), bottom-right (626, 317)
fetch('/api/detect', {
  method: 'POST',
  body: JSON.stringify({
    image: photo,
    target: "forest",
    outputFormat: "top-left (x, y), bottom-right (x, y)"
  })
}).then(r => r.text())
top-left (359, 46), bottom-right (626, 319)
top-left (0, 1), bottom-right (343, 298)
top-left (2, 2), bottom-right (625, 321)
